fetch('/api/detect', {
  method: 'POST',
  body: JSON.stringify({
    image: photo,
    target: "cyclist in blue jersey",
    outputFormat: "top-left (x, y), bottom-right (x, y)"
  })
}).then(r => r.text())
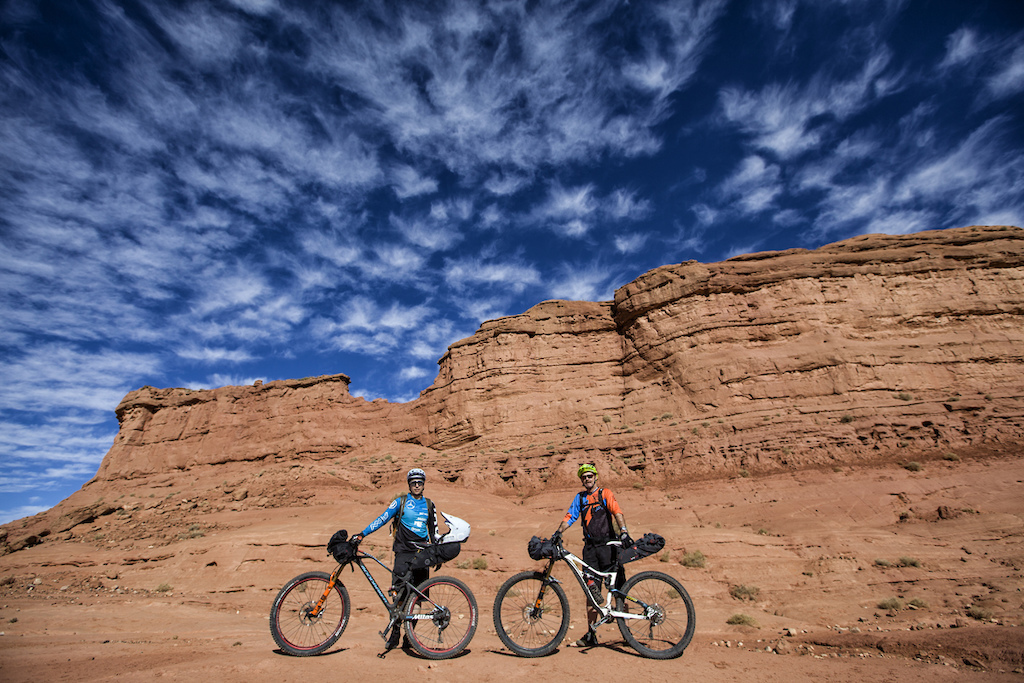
top-left (351, 468), bottom-right (436, 650)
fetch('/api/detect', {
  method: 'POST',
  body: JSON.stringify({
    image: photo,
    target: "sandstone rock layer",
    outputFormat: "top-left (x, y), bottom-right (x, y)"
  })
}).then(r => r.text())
top-left (97, 226), bottom-right (1024, 490)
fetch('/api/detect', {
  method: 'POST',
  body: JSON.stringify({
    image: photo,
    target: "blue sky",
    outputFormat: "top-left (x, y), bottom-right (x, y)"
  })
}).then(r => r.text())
top-left (2, 0), bottom-right (1022, 524)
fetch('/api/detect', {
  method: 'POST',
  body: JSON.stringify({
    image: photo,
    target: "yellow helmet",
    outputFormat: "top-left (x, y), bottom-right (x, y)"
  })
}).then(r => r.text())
top-left (577, 463), bottom-right (598, 478)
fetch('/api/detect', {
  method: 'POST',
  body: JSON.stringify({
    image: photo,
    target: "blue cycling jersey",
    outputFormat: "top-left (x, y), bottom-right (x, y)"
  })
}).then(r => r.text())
top-left (361, 495), bottom-right (431, 540)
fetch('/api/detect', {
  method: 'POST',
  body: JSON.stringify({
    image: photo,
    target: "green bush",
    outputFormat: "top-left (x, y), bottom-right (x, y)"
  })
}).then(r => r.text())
top-left (729, 584), bottom-right (759, 601)
top-left (471, 557), bottom-right (488, 570)
top-left (874, 558), bottom-right (892, 567)
top-left (903, 461), bottom-right (922, 472)
top-left (898, 557), bottom-right (921, 568)
top-left (681, 550), bottom-right (705, 568)
top-left (877, 597), bottom-right (902, 611)
top-left (966, 605), bottom-right (992, 621)
top-left (726, 613), bottom-right (757, 627)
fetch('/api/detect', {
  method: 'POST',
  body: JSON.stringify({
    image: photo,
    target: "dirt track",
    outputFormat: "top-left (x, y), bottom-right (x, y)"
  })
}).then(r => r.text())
top-left (2, 455), bottom-right (1022, 681)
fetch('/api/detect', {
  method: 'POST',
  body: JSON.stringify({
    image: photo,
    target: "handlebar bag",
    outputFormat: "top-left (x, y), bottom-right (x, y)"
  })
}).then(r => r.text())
top-left (527, 535), bottom-right (557, 560)
top-left (327, 529), bottom-right (358, 564)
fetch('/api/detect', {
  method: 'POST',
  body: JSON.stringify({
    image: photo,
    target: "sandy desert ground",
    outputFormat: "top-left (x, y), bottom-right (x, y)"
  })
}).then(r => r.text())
top-left (1, 452), bottom-right (1022, 681)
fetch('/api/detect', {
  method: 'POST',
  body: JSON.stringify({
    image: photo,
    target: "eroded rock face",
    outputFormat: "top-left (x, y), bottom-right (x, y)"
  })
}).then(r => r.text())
top-left (96, 226), bottom-right (1024, 490)
top-left (97, 373), bottom-right (427, 480)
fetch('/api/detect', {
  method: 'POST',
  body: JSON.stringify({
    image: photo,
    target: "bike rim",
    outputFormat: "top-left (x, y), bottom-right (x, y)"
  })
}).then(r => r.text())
top-left (406, 581), bottom-right (473, 654)
top-left (499, 579), bottom-right (565, 651)
top-left (620, 576), bottom-right (690, 653)
top-left (275, 577), bottom-right (344, 651)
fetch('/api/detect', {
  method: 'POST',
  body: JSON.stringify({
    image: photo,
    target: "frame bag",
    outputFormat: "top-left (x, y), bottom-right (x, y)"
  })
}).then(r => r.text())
top-left (617, 532), bottom-right (665, 564)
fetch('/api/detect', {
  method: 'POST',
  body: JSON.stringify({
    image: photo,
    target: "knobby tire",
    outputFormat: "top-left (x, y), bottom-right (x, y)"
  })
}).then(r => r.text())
top-left (403, 575), bottom-right (478, 659)
top-left (270, 571), bottom-right (351, 656)
top-left (493, 571), bottom-right (570, 657)
top-left (615, 570), bottom-right (695, 659)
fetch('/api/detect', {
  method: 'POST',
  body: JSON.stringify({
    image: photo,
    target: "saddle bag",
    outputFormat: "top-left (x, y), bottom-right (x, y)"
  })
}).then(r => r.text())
top-left (408, 541), bottom-right (463, 571)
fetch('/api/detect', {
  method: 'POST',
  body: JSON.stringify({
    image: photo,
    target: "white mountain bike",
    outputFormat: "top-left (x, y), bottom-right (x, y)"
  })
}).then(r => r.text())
top-left (492, 535), bottom-right (695, 659)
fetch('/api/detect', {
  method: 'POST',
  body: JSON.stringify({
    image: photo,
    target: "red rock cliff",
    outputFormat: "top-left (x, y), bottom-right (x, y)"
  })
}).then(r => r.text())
top-left (97, 226), bottom-right (1024, 489)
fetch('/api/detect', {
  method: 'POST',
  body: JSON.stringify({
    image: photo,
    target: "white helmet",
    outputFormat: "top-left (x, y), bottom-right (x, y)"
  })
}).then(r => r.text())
top-left (438, 512), bottom-right (470, 544)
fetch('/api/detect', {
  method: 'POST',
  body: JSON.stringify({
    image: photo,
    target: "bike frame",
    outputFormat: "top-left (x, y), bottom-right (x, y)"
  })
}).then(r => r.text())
top-left (308, 550), bottom-right (445, 641)
top-left (537, 542), bottom-right (649, 627)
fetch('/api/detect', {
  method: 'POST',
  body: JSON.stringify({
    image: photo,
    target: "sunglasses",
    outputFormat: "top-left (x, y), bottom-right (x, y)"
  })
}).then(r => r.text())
top-left (581, 473), bottom-right (596, 480)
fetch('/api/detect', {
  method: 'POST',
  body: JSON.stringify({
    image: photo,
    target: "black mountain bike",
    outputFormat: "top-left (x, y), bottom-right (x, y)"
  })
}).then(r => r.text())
top-left (493, 536), bottom-right (695, 659)
top-left (270, 546), bottom-right (478, 659)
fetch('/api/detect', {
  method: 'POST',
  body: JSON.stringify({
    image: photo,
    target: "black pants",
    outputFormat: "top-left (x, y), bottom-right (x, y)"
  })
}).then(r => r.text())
top-left (392, 550), bottom-right (430, 602)
top-left (583, 542), bottom-right (624, 599)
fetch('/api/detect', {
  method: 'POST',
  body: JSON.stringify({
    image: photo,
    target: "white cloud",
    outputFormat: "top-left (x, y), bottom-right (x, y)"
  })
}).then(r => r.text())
top-left (444, 258), bottom-right (541, 293)
top-left (607, 189), bottom-right (652, 221)
top-left (719, 155), bottom-right (783, 214)
top-left (939, 27), bottom-right (986, 69)
top-left (549, 265), bottom-right (615, 302)
top-left (176, 346), bottom-right (255, 364)
top-left (613, 233), bottom-right (647, 254)
top-left (719, 48), bottom-right (895, 159)
top-left (987, 44), bottom-right (1024, 99)
top-left (400, 366), bottom-right (430, 381)
top-left (861, 210), bottom-right (936, 235)
top-left (392, 164), bottom-right (439, 199)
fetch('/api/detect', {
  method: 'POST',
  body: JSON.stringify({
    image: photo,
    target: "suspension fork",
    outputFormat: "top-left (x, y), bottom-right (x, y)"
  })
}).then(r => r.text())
top-left (308, 564), bottom-right (345, 619)
top-left (531, 558), bottom-right (559, 615)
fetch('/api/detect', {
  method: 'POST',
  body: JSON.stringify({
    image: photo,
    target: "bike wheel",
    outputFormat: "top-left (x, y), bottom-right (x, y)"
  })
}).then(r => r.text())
top-left (493, 571), bottom-right (570, 657)
top-left (270, 571), bottom-right (350, 656)
top-left (403, 575), bottom-right (478, 659)
top-left (615, 570), bottom-right (695, 659)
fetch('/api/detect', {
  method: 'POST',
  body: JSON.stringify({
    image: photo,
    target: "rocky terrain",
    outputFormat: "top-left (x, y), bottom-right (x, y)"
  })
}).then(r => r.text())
top-left (1, 225), bottom-right (1022, 680)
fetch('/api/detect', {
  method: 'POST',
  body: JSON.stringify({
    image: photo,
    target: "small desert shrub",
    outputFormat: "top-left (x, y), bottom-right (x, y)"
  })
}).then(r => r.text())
top-left (659, 551), bottom-right (671, 563)
top-left (756, 528), bottom-right (770, 536)
top-left (942, 452), bottom-right (960, 462)
top-left (729, 584), bottom-right (760, 601)
top-left (908, 598), bottom-right (928, 609)
top-left (903, 461), bottom-right (922, 472)
top-left (488, 529), bottom-right (496, 536)
top-left (726, 613), bottom-right (757, 627)
top-left (739, 469), bottom-right (750, 478)
top-left (877, 597), bottom-right (902, 611)
top-left (455, 560), bottom-right (470, 569)
top-left (966, 605), bottom-right (992, 621)
top-left (471, 557), bottom-right (488, 570)
top-left (896, 392), bottom-right (913, 401)
top-left (874, 559), bottom-right (892, 567)
top-left (898, 557), bottom-right (921, 568)
top-left (840, 414), bottom-right (854, 424)
top-left (155, 583), bottom-right (172, 593)
top-left (681, 550), bottom-right (706, 568)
